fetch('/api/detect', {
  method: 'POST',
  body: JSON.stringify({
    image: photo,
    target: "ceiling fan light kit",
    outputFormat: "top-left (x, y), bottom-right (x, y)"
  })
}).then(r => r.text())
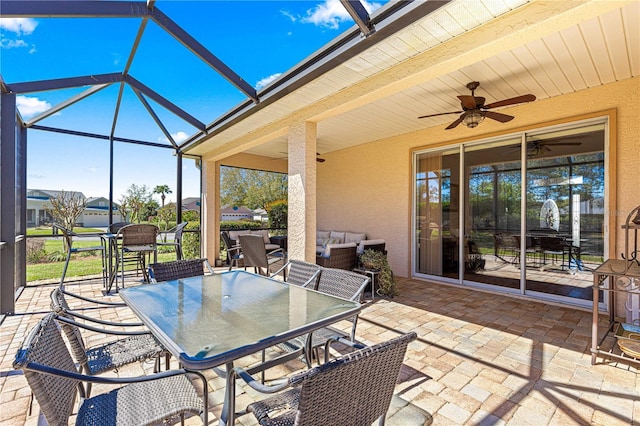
top-left (419, 81), bottom-right (536, 130)
top-left (462, 110), bottom-right (485, 128)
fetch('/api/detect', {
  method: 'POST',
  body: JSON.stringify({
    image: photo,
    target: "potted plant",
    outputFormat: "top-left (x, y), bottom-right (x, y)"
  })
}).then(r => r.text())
top-left (359, 249), bottom-right (398, 297)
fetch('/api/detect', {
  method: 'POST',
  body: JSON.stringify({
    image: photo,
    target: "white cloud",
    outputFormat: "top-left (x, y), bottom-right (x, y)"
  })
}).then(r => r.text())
top-left (0, 38), bottom-right (27, 49)
top-left (172, 131), bottom-right (189, 142)
top-left (256, 73), bottom-right (282, 90)
top-left (16, 96), bottom-right (51, 119)
top-left (0, 18), bottom-right (38, 35)
top-left (300, 0), bottom-right (382, 29)
top-left (159, 131), bottom-right (189, 144)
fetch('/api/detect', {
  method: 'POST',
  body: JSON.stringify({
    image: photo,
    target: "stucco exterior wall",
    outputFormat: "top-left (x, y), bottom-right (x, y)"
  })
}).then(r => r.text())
top-left (317, 77), bottom-right (640, 278)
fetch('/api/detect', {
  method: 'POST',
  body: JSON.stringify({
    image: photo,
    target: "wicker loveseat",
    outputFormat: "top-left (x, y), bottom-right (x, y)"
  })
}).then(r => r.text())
top-left (315, 230), bottom-right (367, 255)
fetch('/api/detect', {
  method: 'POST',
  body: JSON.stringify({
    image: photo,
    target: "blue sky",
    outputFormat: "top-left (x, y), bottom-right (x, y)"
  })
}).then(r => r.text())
top-left (1, 0), bottom-right (384, 203)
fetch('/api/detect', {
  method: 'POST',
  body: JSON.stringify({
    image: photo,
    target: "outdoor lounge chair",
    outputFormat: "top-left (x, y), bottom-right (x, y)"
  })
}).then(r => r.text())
top-left (50, 288), bottom-right (168, 396)
top-left (148, 258), bottom-right (214, 282)
top-left (238, 234), bottom-right (285, 276)
top-left (157, 221), bottom-right (188, 260)
top-left (14, 313), bottom-right (208, 426)
top-left (235, 332), bottom-right (417, 426)
top-left (315, 242), bottom-right (358, 270)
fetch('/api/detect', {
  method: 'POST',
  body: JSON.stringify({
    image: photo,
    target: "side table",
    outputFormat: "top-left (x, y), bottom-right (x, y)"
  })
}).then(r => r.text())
top-left (353, 267), bottom-right (380, 300)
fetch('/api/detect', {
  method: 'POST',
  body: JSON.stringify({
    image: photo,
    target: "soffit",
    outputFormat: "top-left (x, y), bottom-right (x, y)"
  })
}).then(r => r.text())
top-left (186, 0), bottom-right (638, 160)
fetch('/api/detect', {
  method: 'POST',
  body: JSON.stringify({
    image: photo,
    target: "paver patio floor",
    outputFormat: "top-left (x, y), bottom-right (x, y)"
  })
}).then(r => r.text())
top-left (1, 273), bottom-right (638, 425)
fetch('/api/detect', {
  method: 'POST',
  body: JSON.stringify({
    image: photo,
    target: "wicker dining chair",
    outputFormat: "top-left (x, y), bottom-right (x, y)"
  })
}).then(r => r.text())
top-left (54, 224), bottom-right (107, 287)
top-left (50, 288), bottom-right (168, 396)
top-left (14, 313), bottom-right (208, 426)
top-left (157, 221), bottom-right (188, 260)
top-left (270, 259), bottom-right (321, 288)
top-left (115, 223), bottom-right (159, 289)
top-left (148, 258), bottom-right (214, 283)
top-left (235, 332), bottom-right (417, 426)
top-left (221, 230), bottom-right (243, 270)
top-left (238, 234), bottom-right (285, 276)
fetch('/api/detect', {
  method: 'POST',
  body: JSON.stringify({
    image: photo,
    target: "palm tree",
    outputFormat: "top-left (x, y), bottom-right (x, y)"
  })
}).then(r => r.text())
top-left (153, 185), bottom-right (172, 208)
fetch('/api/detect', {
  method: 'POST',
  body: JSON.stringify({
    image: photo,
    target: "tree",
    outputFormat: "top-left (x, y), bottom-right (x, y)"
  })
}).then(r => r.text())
top-left (153, 184), bottom-right (172, 208)
top-left (156, 204), bottom-right (175, 235)
top-left (220, 167), bottom-right (287, 210)
top-left (122, 184), bottom-right (152, 223)
top-left (46, 191), bottom-right (87, 253)
top-left (117, 196), bottom-right (130, 223)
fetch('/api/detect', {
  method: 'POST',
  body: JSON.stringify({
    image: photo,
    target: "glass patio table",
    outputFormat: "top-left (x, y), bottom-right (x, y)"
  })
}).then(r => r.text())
top-left (119, 270), bottom-right (362, 425)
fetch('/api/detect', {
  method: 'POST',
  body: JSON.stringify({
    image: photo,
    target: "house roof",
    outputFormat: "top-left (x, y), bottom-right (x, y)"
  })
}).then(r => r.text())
top-left (27, 189), bottom-right (85, 200)
top-left (221, 205), bottom-right (254, 215)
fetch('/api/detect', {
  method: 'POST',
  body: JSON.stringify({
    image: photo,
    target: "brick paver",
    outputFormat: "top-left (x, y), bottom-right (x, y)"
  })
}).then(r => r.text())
top-left (0, 274), bottom-right (638, 425)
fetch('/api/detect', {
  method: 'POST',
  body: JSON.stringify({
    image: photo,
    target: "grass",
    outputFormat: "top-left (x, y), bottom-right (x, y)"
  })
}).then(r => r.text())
top-left (27, 252), bottom-right (178, 282)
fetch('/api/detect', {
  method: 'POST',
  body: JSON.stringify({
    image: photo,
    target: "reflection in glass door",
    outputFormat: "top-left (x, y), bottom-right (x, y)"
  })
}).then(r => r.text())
top-left (413, 120), bottom-right (606, 306)
top-left (414, 148), bottom-right (460, 280)
top-left (524, 126), bottom-right (605, 300)
top-left (464, 138), bottom-right (522, 290)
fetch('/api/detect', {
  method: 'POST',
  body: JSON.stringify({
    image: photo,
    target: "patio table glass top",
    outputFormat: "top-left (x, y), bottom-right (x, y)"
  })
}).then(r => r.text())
top-left (119, 270), bottom-right (361, 370)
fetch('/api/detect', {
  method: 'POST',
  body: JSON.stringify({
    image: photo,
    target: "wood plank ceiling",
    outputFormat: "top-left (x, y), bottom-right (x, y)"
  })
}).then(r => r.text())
top-left (187, 0), bottom-right (639, 160)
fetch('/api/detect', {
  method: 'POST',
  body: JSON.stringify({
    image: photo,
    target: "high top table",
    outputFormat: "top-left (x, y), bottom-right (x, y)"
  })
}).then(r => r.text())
top-left (120, 270), bottom-right (362, 425)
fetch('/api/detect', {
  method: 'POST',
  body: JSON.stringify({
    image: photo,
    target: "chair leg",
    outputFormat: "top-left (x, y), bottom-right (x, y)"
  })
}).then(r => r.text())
top-left (59, 249), bottom-right (73, 286)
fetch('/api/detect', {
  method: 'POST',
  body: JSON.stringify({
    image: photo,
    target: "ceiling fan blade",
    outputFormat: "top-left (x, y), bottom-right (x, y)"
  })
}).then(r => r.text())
top-left (445, 115), bottom-right (465, 130)
top-left (316, 157), bottom-right (326, 163)
top-left (418, 111), bottom-right (463, 119)
top-left (457, 95), bottom-right (477, 110)
top-left (484, 94), bottom-right (536, 109)
top-left (484, 110), bottom-right (514, 123)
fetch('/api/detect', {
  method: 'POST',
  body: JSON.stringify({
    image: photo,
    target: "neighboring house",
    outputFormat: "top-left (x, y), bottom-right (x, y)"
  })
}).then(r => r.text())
top-left (253, 208), bottom-right (268, 222)
top-left (26, 189), bottom-right (122, 228)
top-left (182, 197), bottom-right (200, 212)
top-left (220, 205), bottom-right (254, 222)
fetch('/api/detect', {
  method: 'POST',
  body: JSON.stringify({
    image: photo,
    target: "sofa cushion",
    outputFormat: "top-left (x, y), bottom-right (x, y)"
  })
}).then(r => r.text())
top-left (323, 242), bottom-right (357, 258)
top-left (345, 232), bottom-right (366, 244)
top-left (229, 230), bottom-right (251, 240)
top-left (321, 237), bottom-right (341, 248)
top-left (329, 231), bottom-right (346, 243)
top-left (317, 230), bottom-right (330, 240)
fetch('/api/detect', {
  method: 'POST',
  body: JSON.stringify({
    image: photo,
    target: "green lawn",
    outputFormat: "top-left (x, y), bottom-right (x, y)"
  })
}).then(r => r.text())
top-left (26, 230), bottom-right (179, 282)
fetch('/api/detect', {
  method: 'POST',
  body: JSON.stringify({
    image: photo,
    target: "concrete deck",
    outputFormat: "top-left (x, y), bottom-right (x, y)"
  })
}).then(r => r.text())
top-left (1, 273), bottom-right (638, 425)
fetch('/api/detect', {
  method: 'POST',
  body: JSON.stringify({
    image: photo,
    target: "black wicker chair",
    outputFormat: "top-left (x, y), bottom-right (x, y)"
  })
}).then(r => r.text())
top-left (148, 258), bottom-right (214, 283)
top-left (14, 313), bottom-right (208, 426)
top-left (236, 332), bottom-right (417, 426)
top-left (50, 288), bottom-right (168, 396)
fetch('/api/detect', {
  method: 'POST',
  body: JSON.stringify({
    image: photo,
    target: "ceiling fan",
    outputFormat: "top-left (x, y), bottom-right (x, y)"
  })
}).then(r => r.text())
top-left (418, 81), bottom-right (536, 129)
top-left (525, 140), bottom-right (582, 157)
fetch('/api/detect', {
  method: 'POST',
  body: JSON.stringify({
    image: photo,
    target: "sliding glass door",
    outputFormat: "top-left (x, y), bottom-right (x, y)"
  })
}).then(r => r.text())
top-left (413, 120), bottom-right (606, 306)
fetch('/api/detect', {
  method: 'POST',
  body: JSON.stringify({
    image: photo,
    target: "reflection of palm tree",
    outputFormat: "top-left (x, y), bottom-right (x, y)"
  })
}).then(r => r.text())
top-left (153, 185), bottom-right (172, 208)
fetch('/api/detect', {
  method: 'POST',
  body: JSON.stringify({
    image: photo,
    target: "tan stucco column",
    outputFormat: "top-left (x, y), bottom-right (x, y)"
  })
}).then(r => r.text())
top-left (202, 159), bottom-right (221, 264)
top-left (288, 122), bottom-right (317, 262)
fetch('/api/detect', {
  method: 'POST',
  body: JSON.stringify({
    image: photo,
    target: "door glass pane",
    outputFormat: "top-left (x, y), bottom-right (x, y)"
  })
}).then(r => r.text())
top-left (415, 148), bottom-right (460, 278)
top-left (464, 138), bottom-right (522, 289)
top-left (525, 125), bottom-right (605, 300)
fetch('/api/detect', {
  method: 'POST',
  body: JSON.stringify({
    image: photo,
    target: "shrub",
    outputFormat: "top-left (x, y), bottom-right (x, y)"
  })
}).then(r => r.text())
top-left (182, 221), bottom-right (201, 259)
top-left (26, 239), bottom-right (47, 264)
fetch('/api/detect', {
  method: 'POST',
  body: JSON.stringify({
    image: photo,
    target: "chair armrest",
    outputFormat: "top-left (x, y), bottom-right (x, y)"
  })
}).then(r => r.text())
top-left (54, 315), bottom-right (151, 336)
top-left (232, 366), bottom-right (292, 394)
top-left (61, 289), bottom-right (127, 307)
top-left (266, 248), bottom-right (285, 257)
top-left (322, 337), bottom-right (367, 364)
top-left (61, 310), bottom-right (145, 328)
